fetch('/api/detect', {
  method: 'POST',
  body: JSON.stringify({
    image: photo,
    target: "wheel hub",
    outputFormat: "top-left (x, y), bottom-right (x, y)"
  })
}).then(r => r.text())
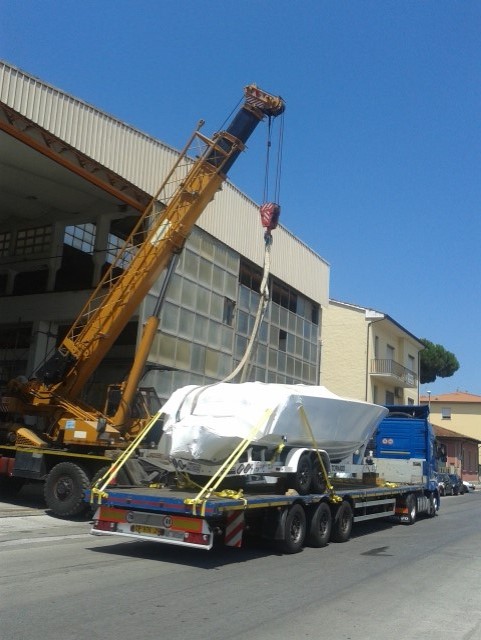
top-left (56, 477), bottom-right (73, 501)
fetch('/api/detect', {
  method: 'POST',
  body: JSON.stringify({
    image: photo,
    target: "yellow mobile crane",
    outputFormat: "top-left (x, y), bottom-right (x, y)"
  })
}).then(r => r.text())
top-left (0, 85), bottom-right (285, 516)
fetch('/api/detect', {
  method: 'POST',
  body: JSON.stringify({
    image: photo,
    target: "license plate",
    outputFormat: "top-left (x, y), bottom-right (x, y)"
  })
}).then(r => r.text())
top-left (132, 524), bottom-right (162, 536)
top-left (131, 524), bottom-right (184, 540)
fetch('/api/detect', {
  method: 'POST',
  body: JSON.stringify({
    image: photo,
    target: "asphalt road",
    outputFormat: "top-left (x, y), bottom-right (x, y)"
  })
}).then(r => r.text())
top-left (1, 485), bottom-right (480, 640)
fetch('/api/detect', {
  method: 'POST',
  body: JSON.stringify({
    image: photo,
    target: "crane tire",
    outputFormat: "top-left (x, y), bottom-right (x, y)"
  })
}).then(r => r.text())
top-left (44, 462), bottom-right (90, 518)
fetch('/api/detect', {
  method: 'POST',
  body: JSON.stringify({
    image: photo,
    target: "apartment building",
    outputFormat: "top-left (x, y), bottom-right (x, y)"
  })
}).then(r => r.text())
top-left (421, 391), bottom-right (481, 473)
top-left (321, 300), bottom-right (423, 404)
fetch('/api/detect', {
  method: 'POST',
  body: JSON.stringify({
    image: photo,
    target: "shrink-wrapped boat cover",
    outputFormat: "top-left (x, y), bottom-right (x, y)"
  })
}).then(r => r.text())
top-left (157, 382), bottom-right (388, 464)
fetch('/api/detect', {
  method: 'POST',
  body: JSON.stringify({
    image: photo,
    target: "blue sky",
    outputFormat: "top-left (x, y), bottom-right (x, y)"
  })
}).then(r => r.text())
top-left (2, 1), bottom-right (480, 396)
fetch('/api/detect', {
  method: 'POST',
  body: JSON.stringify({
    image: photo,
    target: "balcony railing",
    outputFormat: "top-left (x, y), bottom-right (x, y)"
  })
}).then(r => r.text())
top-left (370, 358), bottom-right (418, 388)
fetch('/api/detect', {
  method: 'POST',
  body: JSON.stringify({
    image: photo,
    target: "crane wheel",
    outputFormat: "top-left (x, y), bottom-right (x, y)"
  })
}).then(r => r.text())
top-left (44, 462), bottom-right (90, 518)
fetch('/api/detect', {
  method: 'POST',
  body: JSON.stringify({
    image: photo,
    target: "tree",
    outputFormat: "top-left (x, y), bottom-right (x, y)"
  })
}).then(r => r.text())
top-left (419, 339), bottom-right (459, 384)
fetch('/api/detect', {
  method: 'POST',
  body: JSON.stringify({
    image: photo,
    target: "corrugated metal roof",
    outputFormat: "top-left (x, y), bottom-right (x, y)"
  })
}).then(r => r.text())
top-left (0, 60), bottom-right (179, 195)
top-left (0, 60), bottom-right (329, 306)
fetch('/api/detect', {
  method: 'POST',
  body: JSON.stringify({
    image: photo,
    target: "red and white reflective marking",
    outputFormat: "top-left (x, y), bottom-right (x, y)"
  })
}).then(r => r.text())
top-left (225, 510), bottom-right (245, 548)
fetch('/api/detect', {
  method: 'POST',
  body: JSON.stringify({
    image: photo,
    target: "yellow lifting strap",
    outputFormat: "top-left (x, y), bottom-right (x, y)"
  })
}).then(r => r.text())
top-left (90, 408), bottom-right (164, 506)
top-left (297, 404), bottom-right (342, 504)
top-left (184, 407), bottom-right (274, 517)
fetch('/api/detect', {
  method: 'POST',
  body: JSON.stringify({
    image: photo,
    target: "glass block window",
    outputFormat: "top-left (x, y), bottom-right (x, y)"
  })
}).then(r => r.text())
top-left (147, 226), bottom-right (320, 398)
top-left (0, 231), bottom-right (11, 257)
top-left (223, 298), bottom-right (236, 326)
top-left (16, 225), bottom-right (52, 255)
top-left (272, 280), bottom-right (296, 312)
top-left (106, 233), bottom-right (134, 269)
top-left (64, 223), bottom-right (95, 254)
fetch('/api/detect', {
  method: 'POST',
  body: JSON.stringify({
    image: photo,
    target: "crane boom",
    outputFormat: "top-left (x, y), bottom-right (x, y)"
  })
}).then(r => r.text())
top-left (19, 85), bottom-right (284, 438)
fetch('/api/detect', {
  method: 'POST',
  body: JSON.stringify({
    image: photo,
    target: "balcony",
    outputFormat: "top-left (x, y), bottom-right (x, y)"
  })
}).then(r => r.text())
top-left (370, 359), bottom-right (418, 388)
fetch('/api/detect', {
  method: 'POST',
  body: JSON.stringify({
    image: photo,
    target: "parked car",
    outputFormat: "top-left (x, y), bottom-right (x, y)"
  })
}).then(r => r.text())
top-left (463, 480), bottom-right (476, 492)
top-left (448, 474), bottom-right (465, 495)
top-left (436, 472), bottom-right (454, 496)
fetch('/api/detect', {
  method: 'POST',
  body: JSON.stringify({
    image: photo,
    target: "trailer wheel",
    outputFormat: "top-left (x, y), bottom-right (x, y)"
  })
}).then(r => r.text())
top-left (44, 462), bottom-right (90, 518)
top-left (331, 501), bottom-right (353, 543)
top-left (310, 457), bottom-right (327, 494)
top-left (405, 494), bottom-right (417, 525)
top-left (289, 453), bottom-right (312, 495)
top-left (278, 503), bottom-right (306, 554)
top-left (306, 502), bottom-right (332, 548)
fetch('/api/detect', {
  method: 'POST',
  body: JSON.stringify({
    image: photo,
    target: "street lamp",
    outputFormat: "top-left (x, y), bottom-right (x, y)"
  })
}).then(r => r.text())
top-left (427, 390), bottom-right (431, 409)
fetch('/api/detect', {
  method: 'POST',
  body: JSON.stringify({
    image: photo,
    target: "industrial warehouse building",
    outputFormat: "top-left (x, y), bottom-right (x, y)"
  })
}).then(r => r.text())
top-left (0, 60), bottom-right (330, 407)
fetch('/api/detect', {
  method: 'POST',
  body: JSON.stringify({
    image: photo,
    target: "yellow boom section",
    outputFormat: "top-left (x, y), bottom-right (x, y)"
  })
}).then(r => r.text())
top-left (45, 85), bottom-right (284, 401)
top-left (59, 133), bottom-right (224, 398)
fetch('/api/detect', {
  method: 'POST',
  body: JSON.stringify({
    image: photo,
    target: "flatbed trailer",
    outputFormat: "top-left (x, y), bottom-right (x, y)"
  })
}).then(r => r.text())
top-left (88, 477), bottom-right (438, 554)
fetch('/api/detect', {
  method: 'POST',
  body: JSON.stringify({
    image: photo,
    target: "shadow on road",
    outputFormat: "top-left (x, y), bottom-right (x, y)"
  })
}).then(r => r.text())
top-left (0, 480), bottom-right (46, 512)
top-left (86, 533), bottom-right (288, 568)
top-left (85, 512), bottom-right (443, 569)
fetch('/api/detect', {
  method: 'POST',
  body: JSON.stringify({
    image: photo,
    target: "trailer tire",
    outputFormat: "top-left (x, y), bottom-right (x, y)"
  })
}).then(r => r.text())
top-left (331, 501), bottom-right (353, 543)
top-left (310, 457), bottom-right (327, 494)
top-left (278, 503), bottom-right (306, 554)
top-left (289, 453), bottom-right (312, 495)
top-left (307, 502), bottom-right (332, 548)
top-left (405, 493), bottom-right (417, 525)
top-left (44, 462), bottom-right (90, 518)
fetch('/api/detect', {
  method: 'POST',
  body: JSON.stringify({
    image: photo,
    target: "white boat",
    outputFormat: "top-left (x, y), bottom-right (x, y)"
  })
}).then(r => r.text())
top-left (156, 382), bottom-right (388, 467)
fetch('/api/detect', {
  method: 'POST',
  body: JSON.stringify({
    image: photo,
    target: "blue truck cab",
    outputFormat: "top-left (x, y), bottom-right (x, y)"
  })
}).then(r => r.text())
top-left (368, 404), bottom-right (439, 495)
